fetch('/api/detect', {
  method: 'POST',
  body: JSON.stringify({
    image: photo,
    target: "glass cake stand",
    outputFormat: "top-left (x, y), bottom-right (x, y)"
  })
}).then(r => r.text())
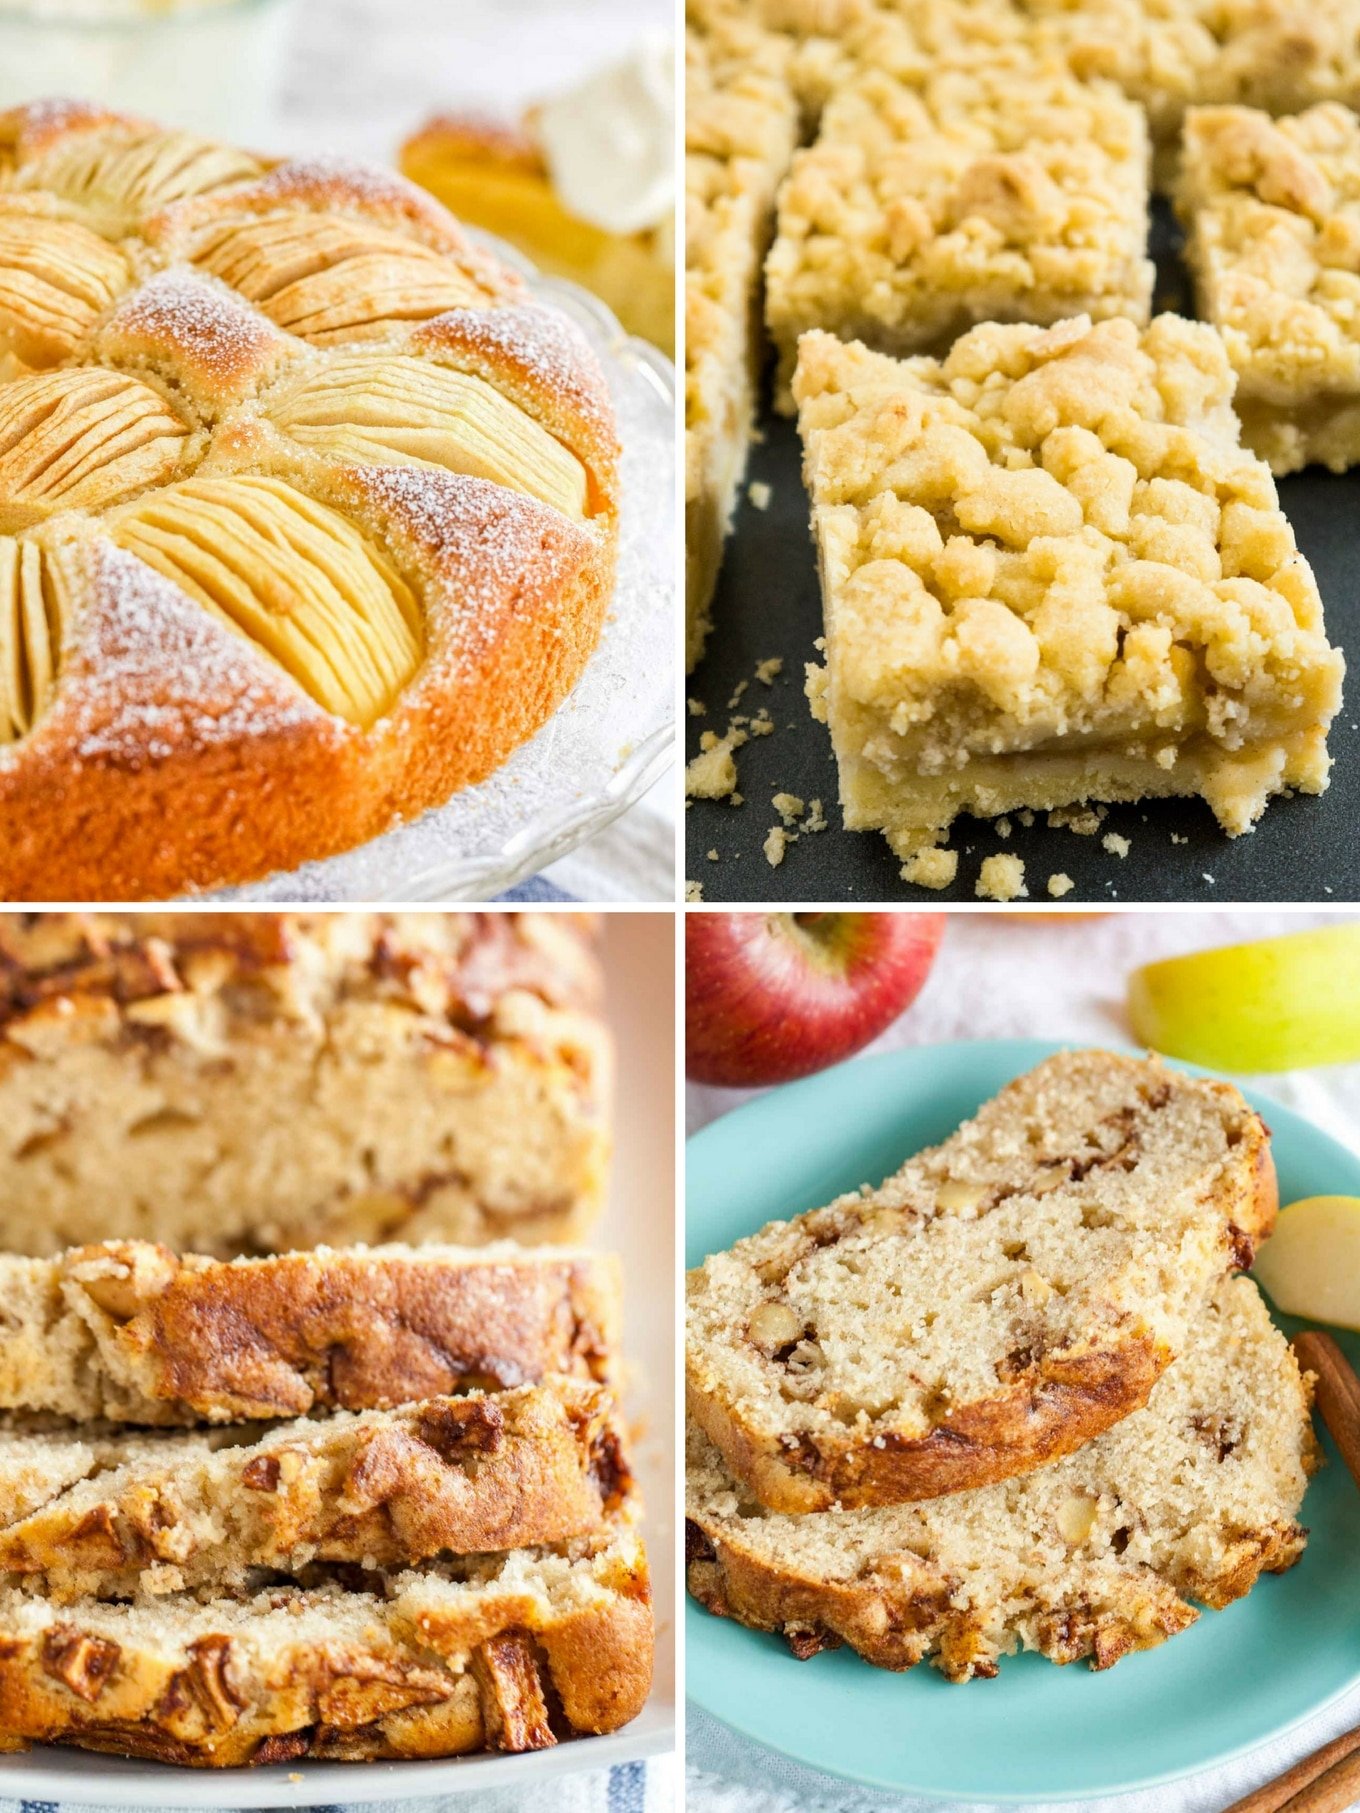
top-left (213, 242), bottom-right (675, 903)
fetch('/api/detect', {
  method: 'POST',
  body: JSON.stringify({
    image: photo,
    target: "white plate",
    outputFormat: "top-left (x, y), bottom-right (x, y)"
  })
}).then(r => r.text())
top-left (211, 246), bottom-right (676, 903)
top-left (0, 916), bottom-right (676, 1803)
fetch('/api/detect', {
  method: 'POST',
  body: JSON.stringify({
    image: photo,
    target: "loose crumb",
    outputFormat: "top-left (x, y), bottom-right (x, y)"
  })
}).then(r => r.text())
top-left (727, 679), bottom-right (749, 710)
top-left (1047, 872), bottom-right (1075, 898)
top-left (1048, 805), bottom-right (1105, 836)
top-left (976, 853), bottom-right (1028, 902)
top-left (1170, 832), bottom-right (1188, 845)
top-left (901, 848), bottom-right (958, 890)
top-left (764, 826), bottom-right (789, 867)
top-left (804, 798), bottom-right (828, 833)
top-left (772, 792), bottom-right (805, 825)
top-left (684, 728), bottom-right (747, 800)
top-left (748, 481), bottom-right (772, 510)
top-left (1017, 809), bottom-right (1035, 828)
top-left (995, 816), bottom-right (1012, 840)
top-left (707, 849), bottom-right (719, 862)
top-left (748, 708), bottom-right (774, 736)
top-left (687, 697), bottom-right (706, 717)
top-left (755, 656), bottom-right (783, 685)
top-left (685, 880), bottom-right (704, 901)
top-left (1102, 832), bottom-right (1131, 858)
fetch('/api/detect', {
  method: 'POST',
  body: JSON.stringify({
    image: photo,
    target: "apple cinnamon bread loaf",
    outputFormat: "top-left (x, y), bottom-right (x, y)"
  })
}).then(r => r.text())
top-left (0, 1525), bottom-right (654, 1763)
top-left (687, 1051), bottom-right (1275, 1510)
top-left (0, 1238), bottom-right (619, 1424)
top-left (687, 1276), bottom-right (1313, 1681)
top-left (0, 100), bottom-right (620, 900)
top-left (0, 911), bottom-right (611, 1257)
top-left (0, 1380), bottom-right (632, 1602)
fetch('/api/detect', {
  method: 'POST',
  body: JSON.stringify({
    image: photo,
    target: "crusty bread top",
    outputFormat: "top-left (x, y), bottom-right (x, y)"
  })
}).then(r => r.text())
top-left (687, 1051), bottom-right (1275, 1510)
top-left (0, 1239), bottom-right (621, 1423)
top-left (0, 1378), bottom-right (633, 1602)
top-left (687, 1275), bottom-right (1313, 1680)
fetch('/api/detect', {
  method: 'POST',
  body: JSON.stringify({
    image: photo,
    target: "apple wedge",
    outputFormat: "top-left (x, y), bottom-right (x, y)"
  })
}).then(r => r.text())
top-left (1254, 1197), bottom-right (1360, 1331)
top-left (1128, 925), bottom-right (1360, 1071)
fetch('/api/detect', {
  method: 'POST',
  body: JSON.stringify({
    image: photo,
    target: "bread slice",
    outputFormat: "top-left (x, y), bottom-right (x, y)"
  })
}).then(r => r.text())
top-left (0, 1526), bottom-right (653, 1763)
top-left (0, 910), bottom-right (610, 1254)
top-left (0, 1239), bottom-right (620, 1424)
top-left (0, 1379), bottom-right (632, 1602)
top-left (687, 1051), bottom-right (1275, 1510)
top-left (687, 1276), bottom-right (1313, 1681)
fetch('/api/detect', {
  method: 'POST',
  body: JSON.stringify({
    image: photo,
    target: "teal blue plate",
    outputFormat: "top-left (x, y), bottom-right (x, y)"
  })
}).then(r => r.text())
top-left (686, 1039), bottom-right (1360, 1802)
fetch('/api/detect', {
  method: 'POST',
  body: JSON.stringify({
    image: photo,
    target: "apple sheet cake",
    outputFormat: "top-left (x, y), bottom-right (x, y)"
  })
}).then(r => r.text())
top-left (766, 48), bottom-right (1154, 404)
top-left (1178, 102), bottom-right (1360, 475)
top-left (794, 316), bottom-right (1345, 863)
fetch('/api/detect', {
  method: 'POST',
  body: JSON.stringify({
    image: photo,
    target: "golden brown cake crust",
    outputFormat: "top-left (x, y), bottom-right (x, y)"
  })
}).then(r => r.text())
top-left (0, 103), bottom-right (620, 901)
top-left (0, 1534), bottom-right (654, 1764)
top-left (16, 1239), bottom-right (621, 1423)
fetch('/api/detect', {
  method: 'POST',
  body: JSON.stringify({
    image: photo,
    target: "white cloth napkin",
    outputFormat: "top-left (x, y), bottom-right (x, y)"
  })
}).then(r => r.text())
top-left (0, 1752), bottom-right (673, 1813)
top-left (687, 909), bottom-right (1360, 1813)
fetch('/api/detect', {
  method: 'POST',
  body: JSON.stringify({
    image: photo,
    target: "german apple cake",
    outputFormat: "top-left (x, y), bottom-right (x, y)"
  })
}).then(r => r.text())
top-left (0, 100), bottom-right (621, 899)
top-left (687, 1275), bottom-right (1313, 1679)
top-left (0, 1526), bottom-right (654, 1763)
top-left (0, 910), bottom-right (611, 1255)
top-left (0, 1239), bottom-right (620, 1424)
top-left (686, 1050), bottom-right (1275, 1511)
top-left (0, 1379), bottom-right (632, 1602)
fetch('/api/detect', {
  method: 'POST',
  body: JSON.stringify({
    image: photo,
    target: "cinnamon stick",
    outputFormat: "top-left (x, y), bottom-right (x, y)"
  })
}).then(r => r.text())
top-left (1292, 1330), bottom-right (1360, 1494)
top-left (1278, 1742), bottom-right (1360, 1813)
top-left (1221, 1725), bottom-right (1360, 1813)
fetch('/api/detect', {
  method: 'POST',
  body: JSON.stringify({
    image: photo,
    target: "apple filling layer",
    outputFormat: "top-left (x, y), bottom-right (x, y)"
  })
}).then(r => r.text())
top-left (795, 317), bottom-right (1345, 861)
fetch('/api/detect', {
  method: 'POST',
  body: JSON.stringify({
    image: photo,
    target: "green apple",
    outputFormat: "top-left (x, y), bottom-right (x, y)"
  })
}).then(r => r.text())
top-left (1253, 1197), bottom-right (1360, 1331)
top-left (1127, 924), bottom-right (1360, 1071)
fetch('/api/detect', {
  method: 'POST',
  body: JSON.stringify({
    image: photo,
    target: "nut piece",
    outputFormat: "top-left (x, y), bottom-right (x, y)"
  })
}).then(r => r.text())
top-left (748, 1301), bottom-right (801, 1352)
top-left (1029, 1164), bottom-right (1069, 1197)
top-left (1057, 1493), bottom-right (1098, 1545)
top-left (935, 1181), bottom-right (987, 1215)
top-left (859, 1205), bottom-right (908, 1236)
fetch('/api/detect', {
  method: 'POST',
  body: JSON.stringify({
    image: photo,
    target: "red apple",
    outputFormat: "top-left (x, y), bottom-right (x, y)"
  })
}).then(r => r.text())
top-left (686, 912), bottom-right (945, 1087)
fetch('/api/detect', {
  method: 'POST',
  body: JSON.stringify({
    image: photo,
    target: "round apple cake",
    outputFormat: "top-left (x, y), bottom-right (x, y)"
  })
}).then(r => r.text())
top-left (0, 101), bottom-right (621, 899)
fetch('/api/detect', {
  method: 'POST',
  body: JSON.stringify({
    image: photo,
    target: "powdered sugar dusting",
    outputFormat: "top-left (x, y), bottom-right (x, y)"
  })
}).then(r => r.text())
top-left (353, 464), bottom-right (590, 667)
top-left (66, 543), bottom-right (328, 764)
top-left (418, 302), bottom-right (616, 458)
top-left (107, 268), bottom-right (281, 384)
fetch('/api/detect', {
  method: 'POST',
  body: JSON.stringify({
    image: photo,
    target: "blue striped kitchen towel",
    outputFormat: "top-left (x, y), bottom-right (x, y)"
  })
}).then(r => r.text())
top-left (1, 1753), bottom-right (672, 1813)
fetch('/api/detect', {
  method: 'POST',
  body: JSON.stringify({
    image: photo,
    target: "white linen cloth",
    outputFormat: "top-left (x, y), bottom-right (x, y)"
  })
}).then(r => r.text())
top-left (687, 910), bottom-right (1360, 1813)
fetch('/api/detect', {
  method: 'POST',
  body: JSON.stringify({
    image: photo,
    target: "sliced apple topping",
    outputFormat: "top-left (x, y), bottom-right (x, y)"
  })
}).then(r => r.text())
top-left (266, 352), bottom-right (589, 520)
top-left (191, 212), bottom-right (493, 344)
top-left (17, 129), bottom-right (262, 232)
top-left (0, 538), bottom-right (68, 744)
top-left (110, 474), bottom-right (422, 726)
top-left (0, 369), bottom-right (189, 532)
top-left (0, 209), bottom-right (131, 365)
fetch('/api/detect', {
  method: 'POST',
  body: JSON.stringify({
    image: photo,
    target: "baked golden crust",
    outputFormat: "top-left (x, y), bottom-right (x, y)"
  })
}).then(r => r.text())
top-left (0, 911), bottom-right (612, 1256)
top-left (687, 1052), bottom-right (1277, 1511)
top-left (1, 1240), bottom-right (620, 1424)
top-left (0, 104), bottom-right (620, 900)
top-left (0, 1381), bottom-right (633, 1601)
top-left (687, 1278), bottom-right (1313, 1681)
top-left (0, 1530), bottom-right (654, 1764)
